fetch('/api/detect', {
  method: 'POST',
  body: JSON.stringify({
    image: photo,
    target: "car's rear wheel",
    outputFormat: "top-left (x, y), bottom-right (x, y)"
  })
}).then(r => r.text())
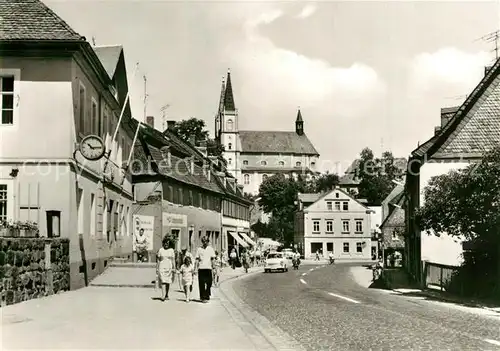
top-left (264, 269), bottom-right (270, 273)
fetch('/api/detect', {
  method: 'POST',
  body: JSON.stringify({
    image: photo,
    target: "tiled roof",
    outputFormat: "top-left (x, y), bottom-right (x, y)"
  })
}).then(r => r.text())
top-left (298, 193), bottom-right (322, 203)
top-left (412, 135), bottom-right (439, 158)
top-left (0, 0), bottom-right (84, 41)
top-left (413, 57), bottom-right (500, 158)
top-left (339, 158), bottom-right (407, 185)
top-left (239, 131), bottom-right (319, 155)
top-left (93, 45), bottom-right (122, 79)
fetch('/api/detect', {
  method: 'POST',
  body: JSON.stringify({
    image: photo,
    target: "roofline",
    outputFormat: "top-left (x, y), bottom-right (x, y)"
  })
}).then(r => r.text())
top-left (302, 187), bottom-right (372, 211)
top-left (93, 44), bottom-right (124, 48)
top-left (417, 56), bottom-right (500, 159)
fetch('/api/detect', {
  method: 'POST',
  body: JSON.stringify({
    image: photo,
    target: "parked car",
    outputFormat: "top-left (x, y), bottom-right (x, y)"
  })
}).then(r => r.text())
top-left (264, 252), bottom-right (288, 273)
top-left (282, 248), bottom-right (294, 259)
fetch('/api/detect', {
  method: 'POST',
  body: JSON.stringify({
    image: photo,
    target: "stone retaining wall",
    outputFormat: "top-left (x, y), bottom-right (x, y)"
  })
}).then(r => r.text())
top-left (0, 237), bottom-right (70, 306)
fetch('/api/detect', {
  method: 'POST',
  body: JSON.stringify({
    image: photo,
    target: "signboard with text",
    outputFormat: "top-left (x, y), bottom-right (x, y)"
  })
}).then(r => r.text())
top-left (162, 213), bottom-right (188, 227)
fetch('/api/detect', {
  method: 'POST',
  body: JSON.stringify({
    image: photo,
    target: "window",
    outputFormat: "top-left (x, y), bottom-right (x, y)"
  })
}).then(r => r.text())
top-left (342, 201), bottom-right (349, 211)
top-left (90, 193), bottom-right (96, 237)
top-left (356, 242), bottom-right (363, 253)
top-left (79, 83), bottom-right (86, 135)
top-left (243, 160), bottom-right (248, 165)
top-left (343, 242), bottom-right (349, 253)
top-left (313, 220), bottom-right (320, 232)
top-left (77, 188), bottom-right (84, 235)
top-left (228, 158), bottom-right (232, 165)
top-left (342, 220), bottom-right (349, 232)
top-left (392, 230), bottom-right (399, 240)
top-left (261, 160), bottom-right (267, 166)
top-left (355, 220), bottom-right (363, 233)
top-left (243, 174), bottom-right (250, 184)
top-left (0, 184), bottom-right (7, 221)
top-left (295, 161), bottom-right (301, 167)
top-left (226, 119), bottom-right (233, 131)
top-left (335, 192), bottom-right (339, 198)
top-left (46, 211), bottom-right (61, 238)
top-left (91, 98), bottom-right (98, 135)
top-left (279, 161), bottom-right (284, 166)
top-left (326, 220), bottom-right (333, 232)
top-left (1, 76), bottom-right (14, 125)
top-left (334, 201), bottom-right (341, 211)
top-left (326, 201), bottom-right (332, 211)
top-left (228, 142), bottom-right (232, 150)
top-left (311, 162), bottom-right (316, 167)
top-left (262, 174), bottom-right (268, 181)
top-left (120, 204), bottom-right (124, 236)
top-left (326, 242), bottom-right (333, 252)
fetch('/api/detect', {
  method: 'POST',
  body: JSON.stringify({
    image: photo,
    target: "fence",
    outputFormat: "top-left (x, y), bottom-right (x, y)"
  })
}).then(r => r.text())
top-left (423, 261), bottom-right (459, 292)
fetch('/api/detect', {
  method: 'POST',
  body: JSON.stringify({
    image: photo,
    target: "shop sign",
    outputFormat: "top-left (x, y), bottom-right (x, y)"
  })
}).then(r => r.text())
top-left (162, 212), bottom-right (188, 227)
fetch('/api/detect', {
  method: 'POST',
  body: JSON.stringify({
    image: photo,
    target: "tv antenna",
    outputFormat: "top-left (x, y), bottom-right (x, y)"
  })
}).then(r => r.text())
top-left (161, 104), bottom-right (171, 131)
top-left (476, 30), bottom-right (500, 60)
top-left (143, 75), bottom-right (148, 122)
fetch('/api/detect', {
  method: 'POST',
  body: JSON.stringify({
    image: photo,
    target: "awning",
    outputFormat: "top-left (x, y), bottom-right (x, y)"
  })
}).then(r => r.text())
top-left (228, 231), bottom-right (248, 248)
top-left (239, 232), bottom-right (256, 246)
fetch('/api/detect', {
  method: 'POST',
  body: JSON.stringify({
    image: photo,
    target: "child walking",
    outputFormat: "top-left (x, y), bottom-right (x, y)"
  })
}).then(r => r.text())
top-left (179, 256), bottom-right (195, 302)
top-left (213, 251), bottom-right (222, 287)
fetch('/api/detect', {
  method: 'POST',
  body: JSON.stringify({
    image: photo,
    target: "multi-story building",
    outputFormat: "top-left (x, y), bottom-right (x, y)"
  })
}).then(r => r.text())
top-left (0, 0), bottom-right (134, 289)
top-left (131, 117), bottom-right (252, 258)
top-left (214, 71), bottom-right (320, 195)
top-left (294, 187), bottom-right (373, 260)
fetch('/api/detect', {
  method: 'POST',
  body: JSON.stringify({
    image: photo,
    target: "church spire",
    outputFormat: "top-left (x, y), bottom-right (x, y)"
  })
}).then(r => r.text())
top-left (296, 107), bottom-right (304, 135)
top-left (224, 69), bottom-right (236, 111)
top-left (218, 76), bottom-right (226, 114)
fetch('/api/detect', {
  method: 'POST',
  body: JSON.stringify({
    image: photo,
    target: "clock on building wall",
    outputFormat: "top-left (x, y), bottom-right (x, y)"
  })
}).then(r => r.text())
top-left (79, 135), bottom-right (106, 161)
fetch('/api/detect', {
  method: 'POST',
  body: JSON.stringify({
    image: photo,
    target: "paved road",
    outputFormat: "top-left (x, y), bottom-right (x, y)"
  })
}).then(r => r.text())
top-left (233, 263), bottom-right (500, 351)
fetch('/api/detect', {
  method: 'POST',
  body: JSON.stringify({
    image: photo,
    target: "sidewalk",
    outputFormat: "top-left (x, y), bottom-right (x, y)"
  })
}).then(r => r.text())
top-left (1, 265), bottom-right (269, 350)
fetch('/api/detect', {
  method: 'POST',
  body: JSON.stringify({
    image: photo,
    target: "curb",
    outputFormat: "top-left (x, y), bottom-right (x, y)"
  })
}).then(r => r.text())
top-left (218, 271), bottom-right (306, 351)
top-left (90, 283), bottom-right (154, 288)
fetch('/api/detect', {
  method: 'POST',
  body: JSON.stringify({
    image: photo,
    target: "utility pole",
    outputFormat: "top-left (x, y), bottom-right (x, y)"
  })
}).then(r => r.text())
top-left (143, 75), bottom-right (148, 123)
top-left (160, 104), bottom-right (171, 131)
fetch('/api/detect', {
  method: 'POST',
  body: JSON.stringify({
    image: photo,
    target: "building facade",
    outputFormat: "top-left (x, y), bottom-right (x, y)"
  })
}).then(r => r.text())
top-left (131, 117), bottom-right (252, 259)
top-left (214, 71), bottom-right (320, 195)
top-left (294, 188), bottom-right (373, 260)
top-left (405, 62), bottom-right (500, 283)
top-left (0, 1), bottom-right (135, 289)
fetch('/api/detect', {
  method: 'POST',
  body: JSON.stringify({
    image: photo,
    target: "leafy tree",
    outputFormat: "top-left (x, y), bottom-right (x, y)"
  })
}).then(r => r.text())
top-left (314, 172), bottom-right (339, 193)
top-left (170, 117), bottom-right (224, 157)
top-left (357, 148), bottom-right (399, 205)
top-left (416, 146), bottom-right (500, 299)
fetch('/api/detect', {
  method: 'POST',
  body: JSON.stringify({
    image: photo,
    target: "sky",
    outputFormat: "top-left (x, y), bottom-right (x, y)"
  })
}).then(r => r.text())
top-left (47, 0), bottom-right (500, 174)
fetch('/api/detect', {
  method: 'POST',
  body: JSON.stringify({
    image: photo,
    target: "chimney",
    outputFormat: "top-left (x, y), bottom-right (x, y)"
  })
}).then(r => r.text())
top-left (189, 157), bottom-right (195, 174)
top-left (440, 106), bottom-right (459, 128)
top-left (160, 146), bottom-right (171, 166)
top-left (146, 116), bottom-right (155, 128)
top-left (167, 120), bottom-right (176, 130)
top-left (434, 126), bottom-right (441, 135)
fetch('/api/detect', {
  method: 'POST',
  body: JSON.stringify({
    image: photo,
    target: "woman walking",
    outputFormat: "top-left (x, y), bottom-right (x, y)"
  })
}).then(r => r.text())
top-left (156, 236), bottom-right (175, 301)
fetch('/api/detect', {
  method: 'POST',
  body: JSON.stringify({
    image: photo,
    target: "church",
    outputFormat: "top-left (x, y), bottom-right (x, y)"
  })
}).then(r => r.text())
top-left (215, 71), bottom-right (320, 195)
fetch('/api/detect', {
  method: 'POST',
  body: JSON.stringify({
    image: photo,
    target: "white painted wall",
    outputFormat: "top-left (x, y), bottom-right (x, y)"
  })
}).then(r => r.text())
top-left (419, 161), bottom-right (472, 266)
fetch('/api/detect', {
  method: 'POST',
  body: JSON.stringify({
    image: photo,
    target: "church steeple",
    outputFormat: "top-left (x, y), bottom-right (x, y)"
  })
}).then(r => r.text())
top-left (224, 69), bottom-right (236, 111)
top-left (215, 77), bottom-right (226, 139)
top-left (296, 107), bottom-right (304, 135)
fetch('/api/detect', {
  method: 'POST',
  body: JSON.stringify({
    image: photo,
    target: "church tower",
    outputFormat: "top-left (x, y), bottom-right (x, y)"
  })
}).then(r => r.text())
top-left (217, 69), bottom-right (241, 181)
top-left (296, 107), bottom-right (304, 135)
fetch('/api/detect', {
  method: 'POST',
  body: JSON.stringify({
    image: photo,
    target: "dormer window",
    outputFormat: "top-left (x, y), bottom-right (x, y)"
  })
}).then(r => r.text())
top-left (279, 161), bottom-right (284, 166)
top-left (261, 160), bottom-right (267, 166)
top-left (243, 160), bottom-right (248, 165)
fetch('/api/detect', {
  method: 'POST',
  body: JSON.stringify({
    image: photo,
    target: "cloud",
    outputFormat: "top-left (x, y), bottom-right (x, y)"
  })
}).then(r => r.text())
top-left (296, 4), bottom-right (317, 19)
top-left (409, 47), bottom-right (491, 93)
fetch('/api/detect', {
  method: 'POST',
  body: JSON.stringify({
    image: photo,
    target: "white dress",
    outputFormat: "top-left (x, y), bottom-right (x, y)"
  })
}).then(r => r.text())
top-left (157, 248), bottom-right (175, 284)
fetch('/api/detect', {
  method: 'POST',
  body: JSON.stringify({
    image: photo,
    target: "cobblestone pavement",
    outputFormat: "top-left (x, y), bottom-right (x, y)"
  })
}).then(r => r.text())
top-left (233, 263), bottom-right (500, 351)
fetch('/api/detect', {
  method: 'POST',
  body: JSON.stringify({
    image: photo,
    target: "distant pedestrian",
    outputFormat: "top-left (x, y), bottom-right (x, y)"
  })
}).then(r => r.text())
top-left (213, 251), bottom-right (222, 287)
top-left (156, 236), bottom-right (175, 301)
top-left (195, 236), bottom-right (216, 303)
top-left (221, 249), bottom-right (228, 268)
top-left (241, 249), bottom-right (249, 273)
top-left (230, 248), bottom-right (237, 269)
top-left (179, 256), bottom-right (195, 302)
top-left (177, 246), bottom-right (193, 291)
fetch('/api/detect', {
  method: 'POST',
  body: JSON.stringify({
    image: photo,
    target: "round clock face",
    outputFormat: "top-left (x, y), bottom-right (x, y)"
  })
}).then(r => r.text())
top-left (80, 135), bottom-right (105, 161)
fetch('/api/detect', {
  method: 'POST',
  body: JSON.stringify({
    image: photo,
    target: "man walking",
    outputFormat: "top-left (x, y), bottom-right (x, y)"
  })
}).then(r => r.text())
top-left (195, 236), bottom-right (216, 303)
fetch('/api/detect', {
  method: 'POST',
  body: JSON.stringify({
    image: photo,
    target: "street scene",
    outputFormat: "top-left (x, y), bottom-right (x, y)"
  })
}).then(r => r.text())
top-left (1, 0), bottom-right (500, 350)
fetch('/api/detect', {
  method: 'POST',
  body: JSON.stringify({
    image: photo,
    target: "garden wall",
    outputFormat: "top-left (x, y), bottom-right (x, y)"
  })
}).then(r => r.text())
top-left (0, 237), bottom-right (70, 306)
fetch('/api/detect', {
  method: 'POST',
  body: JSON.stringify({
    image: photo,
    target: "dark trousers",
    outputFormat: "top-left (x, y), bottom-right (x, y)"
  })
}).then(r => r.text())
top-left (198, 269), bottom-right (212, 301)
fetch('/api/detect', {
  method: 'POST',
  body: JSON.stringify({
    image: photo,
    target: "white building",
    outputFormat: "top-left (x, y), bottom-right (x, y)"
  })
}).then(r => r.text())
top-left (294, 188), bottom-right (373, 260)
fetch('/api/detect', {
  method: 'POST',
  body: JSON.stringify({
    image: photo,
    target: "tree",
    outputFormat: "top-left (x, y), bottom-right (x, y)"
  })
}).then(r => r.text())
top-left (357, 148), bottom-right (398, 205)
top-left (416, 146), bottom-right (500, 299)
top-left (314, 172), bottom-right (339, 193)
top-left (170, 117), bottom-right (224, 157)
